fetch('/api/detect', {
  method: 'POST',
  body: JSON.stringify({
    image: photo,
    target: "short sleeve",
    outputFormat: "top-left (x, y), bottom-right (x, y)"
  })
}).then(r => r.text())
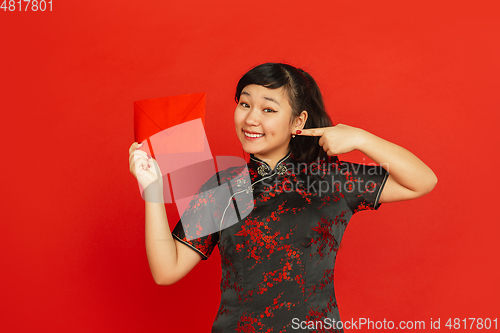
top-left (336, 159), bottom-right (389, 213)
top-left (171, 184), bottom-right (220, 260)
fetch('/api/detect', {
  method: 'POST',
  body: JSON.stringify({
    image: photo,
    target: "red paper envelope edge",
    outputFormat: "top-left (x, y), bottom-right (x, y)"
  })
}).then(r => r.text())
top-left (134, 92), bottom-right (206, 144)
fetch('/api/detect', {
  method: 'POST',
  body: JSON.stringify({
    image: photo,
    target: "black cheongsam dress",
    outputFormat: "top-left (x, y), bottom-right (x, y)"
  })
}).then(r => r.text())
top-left (172, 153), bottom-right (389, 332)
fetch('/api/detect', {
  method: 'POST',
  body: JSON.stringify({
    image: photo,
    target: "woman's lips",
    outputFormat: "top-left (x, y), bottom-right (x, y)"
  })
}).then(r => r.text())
top-left (243, 130), bottom-right (264, 140)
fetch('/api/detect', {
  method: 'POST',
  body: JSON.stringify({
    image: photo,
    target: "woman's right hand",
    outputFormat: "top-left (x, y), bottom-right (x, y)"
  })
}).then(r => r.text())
top-left (129, 142), bottom-right (162, 190)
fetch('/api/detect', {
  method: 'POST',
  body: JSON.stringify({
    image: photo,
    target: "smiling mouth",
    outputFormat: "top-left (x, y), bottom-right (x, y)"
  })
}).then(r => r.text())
top-left (243, 131), bottom-right (264, 138)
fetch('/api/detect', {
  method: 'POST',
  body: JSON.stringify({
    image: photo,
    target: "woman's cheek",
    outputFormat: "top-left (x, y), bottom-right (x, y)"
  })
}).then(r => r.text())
top-left (234, 110), bottom-right (243, 130)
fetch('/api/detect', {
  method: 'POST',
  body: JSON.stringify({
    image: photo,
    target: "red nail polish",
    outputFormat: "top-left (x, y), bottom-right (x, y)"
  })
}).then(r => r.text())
top-left (296, 130), bottom-right (302, 134)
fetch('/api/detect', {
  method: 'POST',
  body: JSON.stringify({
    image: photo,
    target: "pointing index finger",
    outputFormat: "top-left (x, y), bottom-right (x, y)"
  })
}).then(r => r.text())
top-left (296, 128), bottom-right (325, 137)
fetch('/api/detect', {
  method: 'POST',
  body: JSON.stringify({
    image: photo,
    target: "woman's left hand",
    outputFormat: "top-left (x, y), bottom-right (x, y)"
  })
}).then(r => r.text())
top-left (295, 124), bottom-right (366, 156)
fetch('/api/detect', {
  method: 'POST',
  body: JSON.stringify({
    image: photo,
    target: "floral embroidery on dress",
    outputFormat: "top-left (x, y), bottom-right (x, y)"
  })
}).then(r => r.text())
top-left (172, 154), bottom-right (389, 332)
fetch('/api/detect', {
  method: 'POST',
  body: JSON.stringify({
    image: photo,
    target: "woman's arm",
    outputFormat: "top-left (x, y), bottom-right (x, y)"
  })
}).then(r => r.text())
top-left (145, 202), bottom-right (202, 285)
top-left (355, 129), bottom-right (437, 202)
top-left (296, 124), bottom-right (438, 203)
top-left (129, 142), bottom-right (202, 285)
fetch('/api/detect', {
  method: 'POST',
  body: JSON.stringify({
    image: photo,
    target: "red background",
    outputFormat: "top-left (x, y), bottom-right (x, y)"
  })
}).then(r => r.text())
top-left (1, 1), bottom-right (499, 332)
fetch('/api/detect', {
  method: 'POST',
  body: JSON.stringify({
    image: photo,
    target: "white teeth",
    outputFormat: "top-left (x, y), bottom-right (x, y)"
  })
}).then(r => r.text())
top-left (244, 132), bottom-right (264, 138)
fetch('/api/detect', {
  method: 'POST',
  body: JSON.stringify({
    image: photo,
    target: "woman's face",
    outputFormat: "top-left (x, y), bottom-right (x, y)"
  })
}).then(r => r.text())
top-left (234, 84), bottom-right (304, 165)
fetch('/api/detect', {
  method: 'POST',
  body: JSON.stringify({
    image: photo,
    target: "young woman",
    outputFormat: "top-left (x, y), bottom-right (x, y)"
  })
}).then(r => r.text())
top-left (129, 63), bottom-right (437, 332)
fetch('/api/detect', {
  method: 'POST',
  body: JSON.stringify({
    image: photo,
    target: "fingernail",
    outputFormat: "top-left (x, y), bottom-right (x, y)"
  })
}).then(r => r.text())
top-left (296, 130), bottom-right (302, 134)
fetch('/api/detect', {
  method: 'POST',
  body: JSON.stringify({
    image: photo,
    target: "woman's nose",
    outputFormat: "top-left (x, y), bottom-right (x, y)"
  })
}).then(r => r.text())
top-left (245, 107), bottom-right (260, 126)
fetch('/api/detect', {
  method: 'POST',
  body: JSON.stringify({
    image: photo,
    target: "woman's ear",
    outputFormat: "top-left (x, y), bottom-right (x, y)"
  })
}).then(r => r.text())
top-left (294, 110), bottom-right (308, 130)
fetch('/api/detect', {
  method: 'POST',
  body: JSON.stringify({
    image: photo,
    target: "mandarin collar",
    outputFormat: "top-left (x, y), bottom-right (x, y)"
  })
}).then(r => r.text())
top-left (249, 152), bottom-right (293, 177)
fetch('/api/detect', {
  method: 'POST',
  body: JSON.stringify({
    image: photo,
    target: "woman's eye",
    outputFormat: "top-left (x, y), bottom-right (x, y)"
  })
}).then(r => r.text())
top-left (263, 108), bottom-right (277, 113)
top-left (239, 102), bottom-right (249, 108)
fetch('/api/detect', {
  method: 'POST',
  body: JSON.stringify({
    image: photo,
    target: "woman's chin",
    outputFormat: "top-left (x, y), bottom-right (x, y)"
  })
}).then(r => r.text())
top-left (242, 148), bottom-right (259, 155)
top-left (240, 141), bottom-right (261, 154)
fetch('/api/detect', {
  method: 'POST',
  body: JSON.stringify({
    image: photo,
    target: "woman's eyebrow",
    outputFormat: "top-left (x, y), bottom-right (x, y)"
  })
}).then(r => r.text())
top-left (263, 96), bottom-right (280, 107)
top-left (241, 91), bottom-right (281, 107)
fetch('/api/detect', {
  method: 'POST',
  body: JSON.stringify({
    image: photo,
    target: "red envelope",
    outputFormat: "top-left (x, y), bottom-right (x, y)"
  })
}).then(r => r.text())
top-left (134, 92), bottom-right (206, 156)
top-left (133, 92), bottom-right (211, 205)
